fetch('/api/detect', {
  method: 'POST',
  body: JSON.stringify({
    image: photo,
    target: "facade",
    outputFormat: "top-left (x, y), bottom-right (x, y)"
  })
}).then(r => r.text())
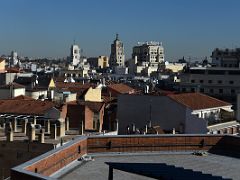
top-left (70, 44), bottom-right (81, 66)
top-left (178, 67), bottom-right (240, 102)
top-left (87, 56), bottom-right (109, 69)
top-left (129, 41), bottom-right (164, 76)
top-left (109, 34), bottom-right (125, 67)
top-left (0, 83), bottom-right (25, 99)
top-left (211, 48), bottom-right (240, 67)
top-left (117, 93), bottom-right (234, 135)
top-left (132, 41), bottom-right (164, 66)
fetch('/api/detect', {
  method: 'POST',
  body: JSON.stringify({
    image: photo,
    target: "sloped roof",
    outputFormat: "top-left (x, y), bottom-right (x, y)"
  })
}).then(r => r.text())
top-left (67, 100), bottom-right (104, 113)
top-left (168, 93), bottom-right (231, 110)
top-left (0, 99), bottom-right (55, 115)
top-left (108, 83), bottom-right (134, 94)
top-left (13, 95), bottom-right (34, 100)
top-left (0, 82), bottom-right (25, 89)
top-left (79, 101), bottom-right (104, 113)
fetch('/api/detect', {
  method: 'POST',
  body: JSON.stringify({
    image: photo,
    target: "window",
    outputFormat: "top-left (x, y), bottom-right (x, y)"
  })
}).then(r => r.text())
top-left (210, 89), bottom-right (214, 93)
top-left (182, 88), bottom-right (186, 92)
top-left (78, 145), bottom-right (81, 154)
top-left (200, 80), bottom-right (204, 83)
top-left (231, 89), bottom-right (235, 94)
top-left (229, 81), bottom-right (234, 84)
top-left (219, 89), bottom-right (223, 93)
top-left (200, 88), bottom-right (204, 93)
top-left (191, 88), bottom-right (195, 92)
top-left (218, 80), bottom-right (222, 84)
top-left (208, 80), bottom-right (212, 84)
top-left (191, 80), bottom-right (195, 83)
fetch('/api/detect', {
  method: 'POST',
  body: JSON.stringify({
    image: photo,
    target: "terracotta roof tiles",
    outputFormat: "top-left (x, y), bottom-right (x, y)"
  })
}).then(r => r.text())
top-left (168, 93), bottom-right (231, 110)
top-left (0, 99), bottom-right (55, 115)
top-left (108, 83), bottom-right (135, 94)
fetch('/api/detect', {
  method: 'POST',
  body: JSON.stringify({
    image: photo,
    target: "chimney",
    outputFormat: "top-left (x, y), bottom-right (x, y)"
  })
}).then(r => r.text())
top-left (172, 128), bottom-right (176, 134)
top-left (44, 120), bottom-right (50, 133)
top-left (132, 123), bottom-right (136, 133)
top-left (33, 116), bottom-right (37, 125)
top-left (12, 117), bottom-right (17, 132)
top-left (26, 122), bottom-right (32, 137)
top-left (6, 122), bottom-right (13, 142)
top-left (38, 129), bottom-right (45, 143)
top-left (79, 120), bottom-right (84, 135)
top-left (57, 119), bottom-right (65, 137)
top-left (65, 117), bottom-right (69, 131)
top-left (21, 119), bottom-right (28, 134)
top-left (50, 124), bottom-right (57, 140)
top-left (29, 124), bottom-right (36, 142)
top-left (145, 125), bottom-right (148, 134)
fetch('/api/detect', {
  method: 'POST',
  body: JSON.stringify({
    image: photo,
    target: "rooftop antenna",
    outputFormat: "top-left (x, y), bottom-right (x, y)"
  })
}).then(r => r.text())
top-left (116, 33), bottom-right (119, 40)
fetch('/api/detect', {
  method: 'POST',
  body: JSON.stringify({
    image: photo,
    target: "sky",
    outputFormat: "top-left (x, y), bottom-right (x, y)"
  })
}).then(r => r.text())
top-left (0, 0), bottom-right (240, 61)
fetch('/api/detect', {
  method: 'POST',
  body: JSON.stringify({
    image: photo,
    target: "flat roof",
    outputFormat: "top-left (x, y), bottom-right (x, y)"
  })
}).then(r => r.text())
top-left (57, 152), bottom-right (240, 180)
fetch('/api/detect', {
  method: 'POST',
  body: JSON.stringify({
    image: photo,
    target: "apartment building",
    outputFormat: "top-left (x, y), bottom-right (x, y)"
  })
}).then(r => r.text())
top-left (178, 67), bottom-right (240, 102)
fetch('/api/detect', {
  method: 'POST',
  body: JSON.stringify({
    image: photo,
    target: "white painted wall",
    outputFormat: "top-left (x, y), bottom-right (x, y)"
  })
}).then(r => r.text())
top-left (117, 94), bottom-right (209, 134)
top-left (0, 88), bottom-right (25, 99)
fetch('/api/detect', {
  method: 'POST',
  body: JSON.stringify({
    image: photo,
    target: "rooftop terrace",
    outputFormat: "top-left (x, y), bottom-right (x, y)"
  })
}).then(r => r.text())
top-left (11, 134), bottom-right (240, 180)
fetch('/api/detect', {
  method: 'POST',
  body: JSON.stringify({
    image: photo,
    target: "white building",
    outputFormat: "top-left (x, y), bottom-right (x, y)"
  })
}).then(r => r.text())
top-left (70, 44), bottom-right (81, 66)
top-left (10, 51), bottom-right (19, 67)
top-left (110, 34), bottom-right (125, 67)
top-left (132, 41), bottom-right (164, 66)
top-left (129, 41), bottom-right (164, 76)
top-left (117, 93), bottom-right (235, 135)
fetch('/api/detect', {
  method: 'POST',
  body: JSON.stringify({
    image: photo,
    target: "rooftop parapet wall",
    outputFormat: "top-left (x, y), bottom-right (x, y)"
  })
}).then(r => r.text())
top-left (11, 134), bottom-right (240, 180)
top-left (11, 136), bottom-right (87, 180)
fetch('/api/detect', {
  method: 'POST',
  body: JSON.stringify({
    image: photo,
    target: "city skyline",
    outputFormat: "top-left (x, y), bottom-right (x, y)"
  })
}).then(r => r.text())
top-left (0, 0), bottom-right (240, 60)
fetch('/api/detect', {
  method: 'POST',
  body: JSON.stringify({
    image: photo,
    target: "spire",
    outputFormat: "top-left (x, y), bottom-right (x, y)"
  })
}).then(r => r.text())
top-left (116, 33), bottom-right (119, 40)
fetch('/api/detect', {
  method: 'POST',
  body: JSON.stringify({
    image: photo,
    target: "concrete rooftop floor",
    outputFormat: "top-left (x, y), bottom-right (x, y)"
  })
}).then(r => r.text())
top-left (57, 152), bottom-right (240, 180)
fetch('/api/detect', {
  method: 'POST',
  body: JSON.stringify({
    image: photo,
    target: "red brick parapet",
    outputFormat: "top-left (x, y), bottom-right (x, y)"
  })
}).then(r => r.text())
top-left (10, 134), bottom-right (240, 180)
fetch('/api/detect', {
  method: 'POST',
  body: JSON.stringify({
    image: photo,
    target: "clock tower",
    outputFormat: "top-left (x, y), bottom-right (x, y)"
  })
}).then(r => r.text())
top-left (110, 34), bottom-right (125, 67)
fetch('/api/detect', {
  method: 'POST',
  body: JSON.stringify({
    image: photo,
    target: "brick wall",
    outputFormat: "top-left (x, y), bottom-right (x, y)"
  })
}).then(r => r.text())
top-left (85, 106), bottom-right (93, 130)
top-left (11, 137), bottom-right (87, 180)
top-left (87, 135), bottom-right (224, 153)
top-left (0, 141), bottom-right (53, 179)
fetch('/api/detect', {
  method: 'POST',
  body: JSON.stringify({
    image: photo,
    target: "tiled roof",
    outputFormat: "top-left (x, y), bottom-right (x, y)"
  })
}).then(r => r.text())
top-left (13, 95), bottom-right (34, 100)
top-left (102, 96), bottom-right (117, 103)
top-left (0, 99), bottom-right (55, 115)
top-left (0, 82), bottom-right (25, 89)
top-left (108, 83), bottom-right (135, 94)
top-left (67, 100), bottom-right (104, 113)
top-left (78, 101), bottom-right (104, 112)
top-left (55, 82), bottom-right (96, 92)
top-left (168, 93), bottom-right (231, 110)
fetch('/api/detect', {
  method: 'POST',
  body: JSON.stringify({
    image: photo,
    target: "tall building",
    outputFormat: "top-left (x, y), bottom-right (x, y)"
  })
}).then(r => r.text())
top-left (10, 51), bottom-right (19, 67)
top-left (109, 34), bottom-right (125, 67)
top-left (211, 48), bottom-right (240, 67)
top-left (132, 41), bottom-right (164, 67)
top-left (70, 44), bottom-right (81, 66)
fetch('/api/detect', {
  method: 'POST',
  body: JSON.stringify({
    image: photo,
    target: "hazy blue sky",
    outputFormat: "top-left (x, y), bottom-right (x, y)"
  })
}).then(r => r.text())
top-left (0, 0), bottom-right (240, 61)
